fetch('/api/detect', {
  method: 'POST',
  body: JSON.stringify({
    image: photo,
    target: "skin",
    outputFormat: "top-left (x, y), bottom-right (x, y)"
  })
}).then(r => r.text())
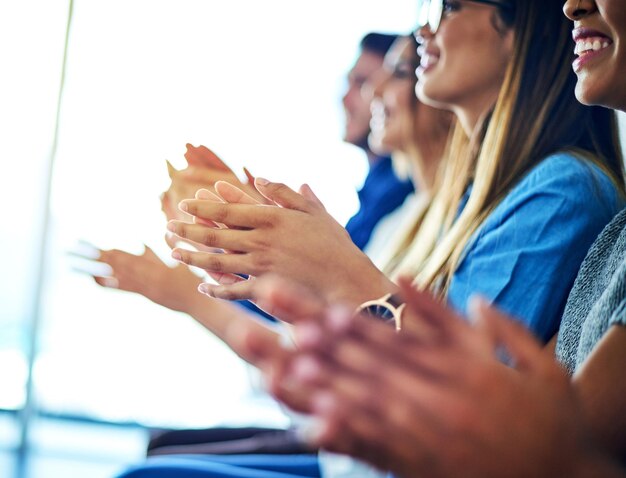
top-left (561, 0), bottom-right (626, 458)
top-left (368, 38), bottom-right (418, 155)
top-left (369, 36), bottom-right (450, 192)
top-left (342, 49), bottom-right (386, 161)
top-left (77, 145), bottom-right (283, 361)
top-left (231, 276), bottom-right (624, 478)
top-left (563, 0), bottom-right (626, 110)
top-left (170, 36), bottom-right (460, 306)
top-left (416, 1), bottom-right (513, 133)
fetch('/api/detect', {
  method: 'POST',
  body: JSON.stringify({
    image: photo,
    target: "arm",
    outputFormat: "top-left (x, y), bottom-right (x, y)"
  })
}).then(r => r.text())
top-left (80, 246), bottom-right (282, 365)
top-left (572, 325), bottom-right (626, 458)
top-left (242, 277), bottom-right (625, 478)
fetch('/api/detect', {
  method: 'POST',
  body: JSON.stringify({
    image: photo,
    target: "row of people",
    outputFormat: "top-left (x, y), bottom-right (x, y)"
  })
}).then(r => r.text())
top-left (82, 0), bottom-right (626, 476)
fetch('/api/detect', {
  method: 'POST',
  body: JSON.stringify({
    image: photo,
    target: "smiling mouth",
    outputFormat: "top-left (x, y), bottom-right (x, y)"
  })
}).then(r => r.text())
top-left (574, 37), bottom-right (612, 57)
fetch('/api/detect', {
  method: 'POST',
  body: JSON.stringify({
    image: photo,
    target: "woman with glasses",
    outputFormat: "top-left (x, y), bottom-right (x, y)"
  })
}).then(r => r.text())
top-left (113, 35), bottom-right (452, 478)
top-left (169, 0), bottom-right (623, 344)
top-left (233, 0), bottom-right (626, 475)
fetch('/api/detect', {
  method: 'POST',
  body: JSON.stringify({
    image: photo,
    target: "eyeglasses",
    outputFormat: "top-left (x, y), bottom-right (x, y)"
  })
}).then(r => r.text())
top-left (417, 0), bottom-right (514, 35)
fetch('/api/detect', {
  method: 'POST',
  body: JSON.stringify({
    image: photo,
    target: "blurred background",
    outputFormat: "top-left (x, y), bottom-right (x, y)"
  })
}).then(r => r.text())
top-left (0, 1), bottom-right (417, 477)
top-left (1, 1), bottom-right (625, 478)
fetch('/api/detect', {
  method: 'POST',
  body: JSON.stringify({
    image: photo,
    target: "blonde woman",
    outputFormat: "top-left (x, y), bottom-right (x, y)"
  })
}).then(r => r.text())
top-left (170, 0), bottom-right (624, 344)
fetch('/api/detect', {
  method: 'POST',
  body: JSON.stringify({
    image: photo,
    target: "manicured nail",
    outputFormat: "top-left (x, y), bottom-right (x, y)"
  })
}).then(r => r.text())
top-left (178, 201), bottom-right (188, 212)
top-left (196, 188), bottom-right (212, 199)
top-left (166, 221), bottom-right (176, 233)
top-left (198, 282), bottom-right (211, 295)
top-left (171, 250), bottom-right (182, 261)
top-left (102, 277), bottom-right (119, 289)
top-left (255, 177), bottom-right (269, 186)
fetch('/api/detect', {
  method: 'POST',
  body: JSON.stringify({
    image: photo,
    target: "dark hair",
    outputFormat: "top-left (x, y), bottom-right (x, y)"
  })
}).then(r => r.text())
top-left (360, 32), bottom-right (400, 57)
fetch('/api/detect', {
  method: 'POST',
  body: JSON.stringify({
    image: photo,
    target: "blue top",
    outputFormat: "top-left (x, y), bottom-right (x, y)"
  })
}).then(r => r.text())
top-left (447, 153), bottom-right (624, 342)
top-left (345, 155), bottom-right (415, 250)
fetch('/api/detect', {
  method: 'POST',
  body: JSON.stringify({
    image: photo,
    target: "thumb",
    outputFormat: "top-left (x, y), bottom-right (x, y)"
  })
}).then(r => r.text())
top-left (254, 178), bottom-right (312, 212)
top-left (165, 159), bottom-right (178, 179)
top-left (298, 184), bottom-right (325, 210)
top-left (142, 244), bottom-right (161, 262)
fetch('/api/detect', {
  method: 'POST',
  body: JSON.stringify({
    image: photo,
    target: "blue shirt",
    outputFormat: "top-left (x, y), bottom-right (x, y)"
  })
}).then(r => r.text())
top-left (447, 153), bottom-right (624, 342)
top-left (345, 156), bottom-right (415, 251)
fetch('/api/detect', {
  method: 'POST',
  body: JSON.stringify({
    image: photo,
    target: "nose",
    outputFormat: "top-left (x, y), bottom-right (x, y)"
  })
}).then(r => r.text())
top-left (365, 70), bottom-right (388, 102)
top-left (563, 0), bottom-right (597, 21)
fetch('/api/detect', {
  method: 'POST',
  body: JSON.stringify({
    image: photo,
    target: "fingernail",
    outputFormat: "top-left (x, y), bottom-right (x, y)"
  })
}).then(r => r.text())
top-left (166, 221), bottom-right (176, 233)
top-left (171, 250), bottom-right (182, 261)
top-left (102, 277), bottom-right (119, 289)
top-left (292, 355), bottom-right (320, 382)
top-left (196, 188), bottom-right (214, 200)
top-left (325, 305), bottom-right (353, 332)
top-left (255, 177), bottom-right (269, 186)
top-left (198, 283), bottom-right (211, 295)
top-left (178, 201), bottom-right (188, 212)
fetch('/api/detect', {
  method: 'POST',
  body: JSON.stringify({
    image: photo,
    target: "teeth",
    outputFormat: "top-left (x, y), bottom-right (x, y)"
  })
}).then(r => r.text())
top-left (575, 37), bottom-right (611, 56)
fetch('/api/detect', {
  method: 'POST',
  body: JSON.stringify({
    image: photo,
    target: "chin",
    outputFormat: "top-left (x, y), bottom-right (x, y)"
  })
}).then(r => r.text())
top-left (575, 76), bottom-right (613, 108)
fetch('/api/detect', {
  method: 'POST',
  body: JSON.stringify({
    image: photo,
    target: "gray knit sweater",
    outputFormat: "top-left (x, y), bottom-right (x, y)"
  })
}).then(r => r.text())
top-left (556, 207), bottom-right (626, 373)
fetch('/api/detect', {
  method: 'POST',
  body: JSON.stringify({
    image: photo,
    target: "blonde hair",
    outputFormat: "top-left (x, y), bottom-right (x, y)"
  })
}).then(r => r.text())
top-left (390, 0), bottom-right (625, 295)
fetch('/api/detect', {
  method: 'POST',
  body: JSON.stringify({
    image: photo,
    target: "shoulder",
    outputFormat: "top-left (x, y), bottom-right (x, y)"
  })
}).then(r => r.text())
top-left (495, 152), bottom-right (621, 219)
top-left (518, 152), bottom-right (614, 191)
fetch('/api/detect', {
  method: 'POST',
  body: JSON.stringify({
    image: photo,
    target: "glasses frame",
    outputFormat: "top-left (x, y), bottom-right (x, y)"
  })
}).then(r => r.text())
top-left (417, 0), bottom-right (513, 35)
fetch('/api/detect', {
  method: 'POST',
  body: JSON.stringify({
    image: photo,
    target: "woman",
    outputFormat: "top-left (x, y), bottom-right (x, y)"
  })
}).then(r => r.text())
top-left (112, 35), bottom-right (452, 478)
top-left (170, 0), bottom-right (624, 344)
top-left (238, 0), bottom-right (626, 474)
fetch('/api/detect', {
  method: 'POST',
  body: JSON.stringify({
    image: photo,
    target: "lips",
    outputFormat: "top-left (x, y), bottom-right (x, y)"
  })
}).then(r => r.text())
top-left (572, 27), bottom-right (613, 73)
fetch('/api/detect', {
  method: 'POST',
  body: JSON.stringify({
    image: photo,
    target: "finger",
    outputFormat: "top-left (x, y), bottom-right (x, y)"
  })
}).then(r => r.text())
top-left (167, 221), bottom-right (253, 252)
top-left (198, 279), bottom-right (255, 301)
top-left (142, 244), bottom-right (161, 262)
top-left (253, 275), bottom-right (327, 325)
top-left (242, 167), bottom-right (255, 184)
top-left (184, 143), bottom-right (230, 171)
top-left (179, 199), bottom-right (273, 229)
top-left (397, 276), bottom-right (469, 341)
top-left (93, 275), bottom-right (120, 289)
top-left (298, 184), bottom-right (325, 210)
top-left (214, 181), bottom-right (261, 205)
top-left (254, 178), bottom-right (313, 212)
top-left (165, 159), bottom-right (178, 179)
top-left (194, 187), bottom-right (223, 202)
top-left (469, 296), bottom-right (547, 372)
top-left (206, 270), bottom-right (246, 286)
top-left (225, 316), bottom-right (286, 366)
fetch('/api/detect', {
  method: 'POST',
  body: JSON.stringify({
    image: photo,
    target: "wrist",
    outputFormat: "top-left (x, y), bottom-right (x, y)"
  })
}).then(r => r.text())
top-left (328, 254), bottom-right (396, 306)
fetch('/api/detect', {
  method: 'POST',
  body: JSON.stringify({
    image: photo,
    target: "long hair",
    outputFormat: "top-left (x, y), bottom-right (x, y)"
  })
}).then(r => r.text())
top-left (379, 34), bottom-right (453, 275)
top-left (391, 0), bottom-right (625, 294)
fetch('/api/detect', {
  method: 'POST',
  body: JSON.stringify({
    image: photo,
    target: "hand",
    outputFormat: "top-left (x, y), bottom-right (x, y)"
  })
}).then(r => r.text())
top-left (161, 144), bottom-right (263, 222)
top-left (252, 277), bottom-right (614, 478)
top-left (168, 178), bottom-right (394, 305)
top-left (76, 244), bottom-right (203, 314)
